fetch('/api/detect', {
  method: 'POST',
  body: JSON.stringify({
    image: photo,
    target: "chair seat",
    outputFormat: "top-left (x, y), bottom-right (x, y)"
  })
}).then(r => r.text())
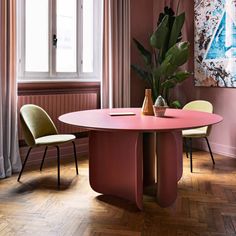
top-left (35, 134), bottom-right (76, 146)
top-left (182, 128), bottom-right (206, 138)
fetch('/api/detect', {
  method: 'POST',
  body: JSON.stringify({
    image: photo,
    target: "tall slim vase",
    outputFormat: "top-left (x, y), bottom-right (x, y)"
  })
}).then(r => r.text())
top-left (141, 89), bottom-right (154, 116)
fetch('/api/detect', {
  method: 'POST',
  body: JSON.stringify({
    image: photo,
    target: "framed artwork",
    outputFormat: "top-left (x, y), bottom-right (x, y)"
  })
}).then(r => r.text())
top-left (194, 0), bottom-right (236, 87)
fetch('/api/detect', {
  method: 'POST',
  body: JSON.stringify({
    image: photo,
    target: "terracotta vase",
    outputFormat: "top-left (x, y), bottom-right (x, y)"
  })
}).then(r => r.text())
top-left (141, 89), bottom-right (154, 116)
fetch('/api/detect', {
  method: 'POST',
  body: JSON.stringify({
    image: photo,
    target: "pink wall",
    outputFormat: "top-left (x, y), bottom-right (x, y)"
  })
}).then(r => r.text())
top-left (154, 1), bottom-right (236, 157)
top-left (130, 0), bottom-right (154, 107)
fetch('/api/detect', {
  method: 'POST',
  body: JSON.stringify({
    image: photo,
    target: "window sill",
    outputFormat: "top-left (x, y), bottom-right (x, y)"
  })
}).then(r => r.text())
top-left (18, 80), bottom-right (100, 96)
top-left (17, 77), bottom-right (100, 83)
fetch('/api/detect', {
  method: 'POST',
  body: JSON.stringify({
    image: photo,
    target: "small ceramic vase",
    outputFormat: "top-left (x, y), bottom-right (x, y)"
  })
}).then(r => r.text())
top-left (141, 89), bottom-right (154, 116)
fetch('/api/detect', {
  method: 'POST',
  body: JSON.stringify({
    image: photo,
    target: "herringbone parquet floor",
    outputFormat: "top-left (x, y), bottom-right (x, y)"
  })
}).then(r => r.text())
top-left (1, 151), bottom-right (236, 236)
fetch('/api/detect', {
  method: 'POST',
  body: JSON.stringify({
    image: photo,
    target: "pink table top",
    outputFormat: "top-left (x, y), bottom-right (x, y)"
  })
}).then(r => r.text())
top-left (59, 108), bottom-right (223, 132)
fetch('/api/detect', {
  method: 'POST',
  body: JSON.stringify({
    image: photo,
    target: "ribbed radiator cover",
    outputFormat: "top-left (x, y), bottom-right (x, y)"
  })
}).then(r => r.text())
top-left (18, 93), bottom-right (98, 139)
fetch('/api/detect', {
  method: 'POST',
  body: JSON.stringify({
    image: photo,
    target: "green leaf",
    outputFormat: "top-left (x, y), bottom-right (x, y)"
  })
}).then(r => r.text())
top-left (165, 41), bottom-right (190, 67)
top-left (161, 70), bottom-right (191, 90)
top-left (133, 39), bottom-right (152, 66)
top-left (171, 71), bottom-right (191, 82)
top-left (171, 100), bottom-right (182, 108)
top-left (153, 67), bottom-right (161, 79)
top-left (150, 15), bottom-right (169, 49)
top-left (161, 79), bottom-right (177, 89)
top-left (168, 12), bottom-right (185, 48)
top-left (158, 55), bottom-right (178, 77)
top-left (131, 64), bottom-right (152, 86)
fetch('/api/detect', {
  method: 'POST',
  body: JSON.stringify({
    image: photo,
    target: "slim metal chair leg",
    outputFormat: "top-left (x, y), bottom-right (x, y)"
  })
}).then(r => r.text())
top-left (72, 141), bottom-right (78, 175)
top-left (189, 138), bottom-right (193, 173)
top-left (205, 137), bottom-right (215, 165)
top-left (40, 146), bottom-right (48, 171)
top-left (183, 138), bottom-right (189, 158)
top-left (56, 146), bottom-right (60, 186)
top-left (17, 147), bottom-right (32, 182)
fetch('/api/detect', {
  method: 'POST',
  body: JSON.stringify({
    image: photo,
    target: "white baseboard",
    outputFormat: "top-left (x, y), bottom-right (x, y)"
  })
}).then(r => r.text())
top-left (193, 139), bottom-right (236, 158)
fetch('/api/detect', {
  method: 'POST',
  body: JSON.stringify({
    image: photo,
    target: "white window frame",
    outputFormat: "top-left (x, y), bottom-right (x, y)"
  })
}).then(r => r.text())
top-left (17, 0), bottom-right (102, 82)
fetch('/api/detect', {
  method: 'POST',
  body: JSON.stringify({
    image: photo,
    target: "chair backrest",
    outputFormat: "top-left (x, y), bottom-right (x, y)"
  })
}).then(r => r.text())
top-left (20, 104), bottom-right (58, 146)
top-left (182, 100), bottom-right (213, 136)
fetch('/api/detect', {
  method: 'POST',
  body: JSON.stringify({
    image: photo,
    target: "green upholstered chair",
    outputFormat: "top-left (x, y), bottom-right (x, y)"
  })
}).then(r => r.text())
top-left (18, 104), bottom-right (78, 185)
top-left (182, 100), bottom-right (215, 172)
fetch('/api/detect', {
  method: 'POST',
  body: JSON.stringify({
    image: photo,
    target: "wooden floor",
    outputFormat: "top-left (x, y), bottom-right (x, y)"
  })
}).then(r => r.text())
top-left (1, 151), bottom-right (236, 236)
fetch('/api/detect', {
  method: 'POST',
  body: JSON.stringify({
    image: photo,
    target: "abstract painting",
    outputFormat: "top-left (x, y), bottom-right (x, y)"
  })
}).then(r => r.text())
top-left (194, 0), bottom-right (236, 87)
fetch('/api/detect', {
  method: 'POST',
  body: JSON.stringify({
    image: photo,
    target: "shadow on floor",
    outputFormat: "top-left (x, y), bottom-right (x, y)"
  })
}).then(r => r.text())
top-left (96, 194), bottom-right (140, 213)
top-left (11, 175), bottom-right (79, 194)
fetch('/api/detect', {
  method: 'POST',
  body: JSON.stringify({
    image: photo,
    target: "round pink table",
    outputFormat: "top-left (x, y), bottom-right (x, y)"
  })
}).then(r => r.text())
top-left (59, 108), bottom-right (222, 209)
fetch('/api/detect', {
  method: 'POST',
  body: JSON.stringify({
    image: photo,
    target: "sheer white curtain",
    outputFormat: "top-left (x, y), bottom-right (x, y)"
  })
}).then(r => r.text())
top-left (0, 0), bottom-right (21, 178)
top-left (102, 0), bottom-right (131, 108)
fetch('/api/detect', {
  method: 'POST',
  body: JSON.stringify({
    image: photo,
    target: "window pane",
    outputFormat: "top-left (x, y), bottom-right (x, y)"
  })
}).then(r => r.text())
top-left (83, 0), bottom-right (94, 73)
top-left (56, 0), bottom-right (77, 73)
top-left (25, 0), bottom-right (48, 72)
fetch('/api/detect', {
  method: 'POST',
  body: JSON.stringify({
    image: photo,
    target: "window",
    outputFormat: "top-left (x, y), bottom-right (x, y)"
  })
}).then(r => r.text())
top-left (18, 0), bottom-right (102, 81)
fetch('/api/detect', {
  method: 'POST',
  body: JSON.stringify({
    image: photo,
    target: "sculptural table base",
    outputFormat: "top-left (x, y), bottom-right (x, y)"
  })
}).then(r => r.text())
top-left (156, 131), bottom-right (183, 207)
top-left (89, 130), bottom-right (182, 209)
top-left (89, 131), bottom-right (143, 209)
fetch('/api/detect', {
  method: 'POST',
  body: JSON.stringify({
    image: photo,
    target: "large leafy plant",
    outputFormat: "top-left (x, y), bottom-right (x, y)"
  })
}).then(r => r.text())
top-left (131, 6), bottom-right (191, 108)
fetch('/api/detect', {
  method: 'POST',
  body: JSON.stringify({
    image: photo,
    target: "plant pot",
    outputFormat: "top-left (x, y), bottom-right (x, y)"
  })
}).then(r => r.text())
top-left (153, 105), bottom-right (168, 117)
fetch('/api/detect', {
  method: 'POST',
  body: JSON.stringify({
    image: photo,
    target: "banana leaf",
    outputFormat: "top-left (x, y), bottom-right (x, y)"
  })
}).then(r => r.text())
top-left (165, 41), bottom-right (190, 67)
top-left (133, 39), bottom-right (152, 66)
top-left (161, 71), bottom-right (191, 89)
top-left (161, 79), bottom-right (177, 89)
top-left (171, 70), bottom-right (191, 82)
top-left (150, 15), bottom-right (169, 49)
top-left (168, 12), bottom-right (185, 48)
top-left (158, 55), bottom-right (178, 77)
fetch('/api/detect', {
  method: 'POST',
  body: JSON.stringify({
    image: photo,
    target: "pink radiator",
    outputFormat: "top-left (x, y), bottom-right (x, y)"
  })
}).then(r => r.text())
top-left (18, 93), bottom-right (98, 139)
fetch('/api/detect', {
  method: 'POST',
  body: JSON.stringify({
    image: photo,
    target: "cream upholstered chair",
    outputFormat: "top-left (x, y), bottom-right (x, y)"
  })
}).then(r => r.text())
top-left (182, 100), bottom-right (215, 172)
top-left (18, 104), bottom-right (78, 185)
